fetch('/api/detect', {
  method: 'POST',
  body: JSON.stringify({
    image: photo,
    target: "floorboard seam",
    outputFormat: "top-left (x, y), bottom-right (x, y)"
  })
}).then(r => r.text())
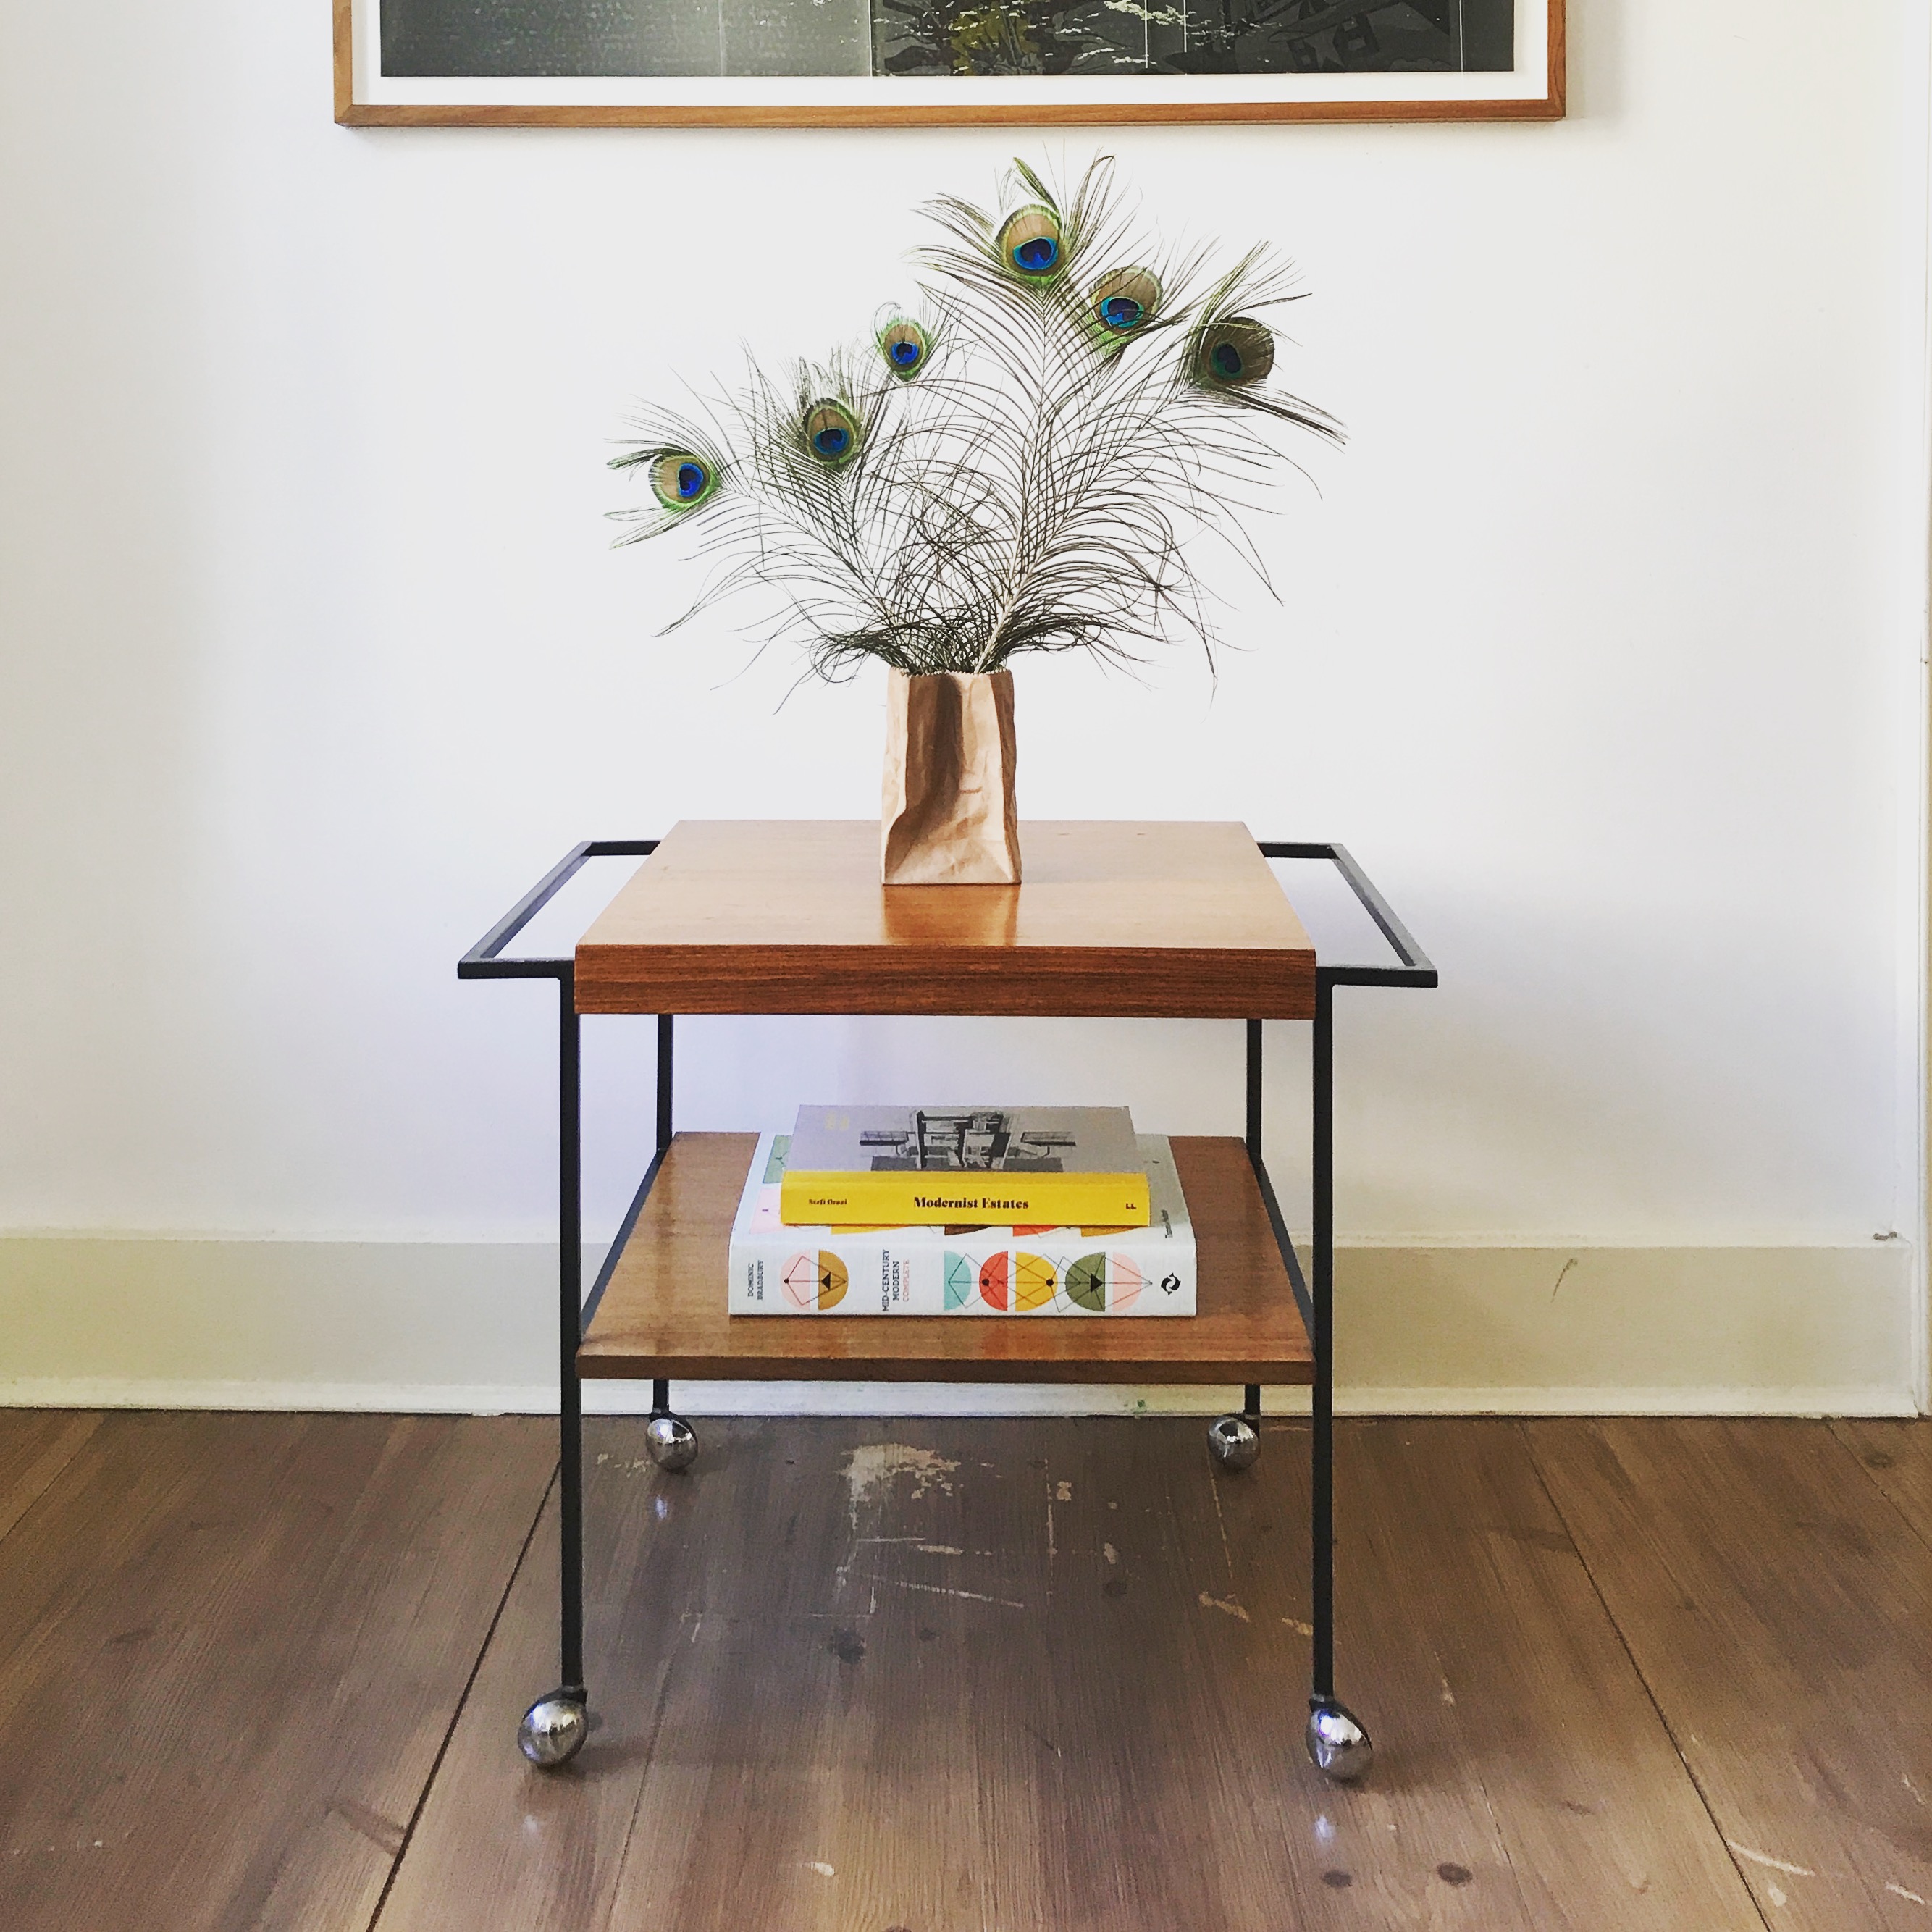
top-left (363, 1458), bottom-right (561, 1932)
top-left (602, 1607), bottom-right (692, 1920)
top-left (1513, 1419), bottom-right (1776, 1932)
top-left (0, 1412), bottom-right (103, 1554)
top-left (1828, 1419), bottom-right (1932, 1561)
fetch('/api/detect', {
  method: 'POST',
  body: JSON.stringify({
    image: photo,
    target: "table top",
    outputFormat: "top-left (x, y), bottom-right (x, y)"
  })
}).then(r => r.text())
top-left (577, 1133), bottom-right (1314, 1385)
top-left (574, 819), bottom-right (1316, 1018)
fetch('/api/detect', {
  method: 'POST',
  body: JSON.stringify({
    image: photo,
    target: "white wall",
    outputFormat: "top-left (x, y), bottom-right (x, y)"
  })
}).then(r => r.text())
top-left (1, 0), bottom-right (1926, 1411)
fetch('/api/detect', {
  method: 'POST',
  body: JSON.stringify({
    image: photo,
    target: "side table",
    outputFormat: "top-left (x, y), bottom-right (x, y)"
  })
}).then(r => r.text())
top-left (459, 820), bottom-right (1435, 1781)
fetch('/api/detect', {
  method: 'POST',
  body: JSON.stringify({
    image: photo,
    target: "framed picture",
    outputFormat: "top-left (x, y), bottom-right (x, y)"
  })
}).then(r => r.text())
top-left (332, 0), bottom-right (1564, 126)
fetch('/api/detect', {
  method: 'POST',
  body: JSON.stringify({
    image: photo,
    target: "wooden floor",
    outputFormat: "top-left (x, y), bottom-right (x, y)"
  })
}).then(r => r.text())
top-left (1, 1414), bottom-right (1928, 1929)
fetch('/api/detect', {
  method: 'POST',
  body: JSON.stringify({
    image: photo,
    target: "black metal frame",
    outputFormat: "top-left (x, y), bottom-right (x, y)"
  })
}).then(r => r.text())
top-left (459, 836), bottom-right (1436, 1746)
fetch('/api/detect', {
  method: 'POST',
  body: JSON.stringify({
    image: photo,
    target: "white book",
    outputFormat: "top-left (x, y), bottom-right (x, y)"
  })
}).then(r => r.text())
top-left (728, 1133), bottom-right (1196, 1316)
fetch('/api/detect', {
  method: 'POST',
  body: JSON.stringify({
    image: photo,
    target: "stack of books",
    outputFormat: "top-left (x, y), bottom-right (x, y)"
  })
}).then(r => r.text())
top-left (728, 1106), bottom-right (1196, 1317)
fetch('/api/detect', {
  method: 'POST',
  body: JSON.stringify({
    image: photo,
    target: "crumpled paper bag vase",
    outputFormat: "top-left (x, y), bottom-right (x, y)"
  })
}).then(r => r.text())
top-left (881, 668), bottom-right (1022, 886)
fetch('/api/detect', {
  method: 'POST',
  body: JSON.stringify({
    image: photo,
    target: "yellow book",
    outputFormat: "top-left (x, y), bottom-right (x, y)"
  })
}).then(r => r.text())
top-left (781, 1105), bottom-right (1151, 1228)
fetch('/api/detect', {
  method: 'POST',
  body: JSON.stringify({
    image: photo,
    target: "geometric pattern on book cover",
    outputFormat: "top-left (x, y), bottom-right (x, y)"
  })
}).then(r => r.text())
top-left (781, 1248), bottom-right (849, 1311)
top-left (1064, 1252), bottom-right (1146, 1313)
top-left (970, 1251), bottom-right (1058, 1311)
top-left (944, 1247), bottom-right (1156, 1314)
top-left (944, 1251), bottom-right (975, 1311)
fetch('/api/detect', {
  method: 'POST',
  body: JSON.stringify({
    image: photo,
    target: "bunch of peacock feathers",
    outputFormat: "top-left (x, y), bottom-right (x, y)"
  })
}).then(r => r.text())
top-left (611, 155), bottom-right (1341, 683)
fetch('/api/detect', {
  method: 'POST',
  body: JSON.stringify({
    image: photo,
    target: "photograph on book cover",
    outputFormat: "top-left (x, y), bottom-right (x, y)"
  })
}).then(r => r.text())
top-left (335, 0), bottom-right (1563, 125)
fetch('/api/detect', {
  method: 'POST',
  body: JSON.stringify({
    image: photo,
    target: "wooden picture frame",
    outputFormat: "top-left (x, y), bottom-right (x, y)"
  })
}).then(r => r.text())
top-left (333, 0), bottom-right (1564, 127)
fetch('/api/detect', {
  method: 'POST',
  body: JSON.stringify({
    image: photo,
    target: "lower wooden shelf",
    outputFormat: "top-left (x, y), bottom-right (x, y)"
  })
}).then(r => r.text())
top-left (577, 1132), bottom-right (1314, 1385)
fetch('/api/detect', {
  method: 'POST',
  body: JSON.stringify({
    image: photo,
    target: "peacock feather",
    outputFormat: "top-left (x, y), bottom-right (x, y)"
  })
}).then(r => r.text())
top-left (610, 154), bottom-right (1343, 683)
top-left (1193, 316), bottom-right (1273, 387)
top-left (802, 395), bottom-right (862, 465)
top-left (875, 312), bottom-right (934, 380)
top-left (608, 416), bottom-right (731, 539)
top-left (995, 204), bottom-right (1064, 280)
top-left (647, 450), bottom-right (719, 510)
top-left (1088, 265), bottom-right (1162, 342)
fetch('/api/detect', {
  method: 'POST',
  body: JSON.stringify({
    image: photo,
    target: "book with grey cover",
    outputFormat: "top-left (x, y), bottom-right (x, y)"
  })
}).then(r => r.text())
top-left (781, 1104), bottom-right (1148, 1227)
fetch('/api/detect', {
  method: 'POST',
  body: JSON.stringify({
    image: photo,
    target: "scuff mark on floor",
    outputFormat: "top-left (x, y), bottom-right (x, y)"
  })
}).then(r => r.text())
top-left (844, 1445), bottom-right (960, 1510)
top-left (1055, 1480), bottom-right (1073, 1501)
top-left (805, 1860), bottom-right (835, 1878)
top-left (839, 1445), bottom-right (962, 1595)
top-left (1282, 1616), bottom-right (1314, 1637)
top-left (1550, 1257), bottom-right (1579, 1301)
top-left (917, 1544), bottom-right (962, 1556)
top-left (327, 1797), bottom-right (406, 1859)
top-left (1208, 1466), bottom-right (1236, 1587)
top-left (1726, 1841), bottom-right (1814, 1878)
top-left (1103, 1542), bottom-right (1119, 1565)
top-left (862, 1574), bottom-right (1027, 1609)
top-left (1886, 1882), bottom-right (1927, 1904)
top-left (1199, 1592), bottom-right (1250, 1622)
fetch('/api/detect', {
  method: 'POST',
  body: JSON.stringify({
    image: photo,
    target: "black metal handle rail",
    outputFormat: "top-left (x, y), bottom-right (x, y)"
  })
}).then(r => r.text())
top-left (458, 839), bottom-right (660, 980)
top-left (458, 835), bottom-right (1435, 1775)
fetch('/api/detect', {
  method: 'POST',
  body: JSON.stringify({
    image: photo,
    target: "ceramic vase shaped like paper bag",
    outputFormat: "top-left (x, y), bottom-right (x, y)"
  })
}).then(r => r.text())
top-left (881, 668), bottom-right (1022, 886)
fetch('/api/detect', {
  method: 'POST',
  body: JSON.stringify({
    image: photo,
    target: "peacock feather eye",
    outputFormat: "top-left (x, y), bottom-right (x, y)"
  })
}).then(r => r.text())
top-left (996, 204), bottom-right (1064, 279)
top-left (1193, 316), bottom-right (1275, 388)
top-left (1088, 266), bottom-right (1162, 337)
top-left (802, 398), bottom-right (862, 466)
top-left (649, 451), bottom-right (716, 511)
top-left (877, 317), bottom-right (931, 380)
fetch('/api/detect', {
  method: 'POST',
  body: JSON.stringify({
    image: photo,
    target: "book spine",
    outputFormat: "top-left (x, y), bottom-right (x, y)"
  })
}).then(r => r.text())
top-left (778, 1170), bottom-right (1151, 1230)
top-left (728, 1226), bottom-right (1195, 1316)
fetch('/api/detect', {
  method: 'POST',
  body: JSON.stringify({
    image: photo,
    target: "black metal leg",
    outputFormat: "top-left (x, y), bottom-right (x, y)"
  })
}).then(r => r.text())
top-left (1209, 1024), bottom-right (1270, 1477)
top-left (639, 1017), bottom-right (700, 1468)
top-left (1245, 1017), bottom-right (1263, 1162)
top-left (559, 979), bottom-right (586, 1695)
top-left (1305, 975), bottom-right (1372, 1779)
top-left (517, 973), bottom-right (590, 1768)
top-left (656, 1013), bottom-right (675, 1155)
top-left (1310, 979), bottom-right (1333, 1701)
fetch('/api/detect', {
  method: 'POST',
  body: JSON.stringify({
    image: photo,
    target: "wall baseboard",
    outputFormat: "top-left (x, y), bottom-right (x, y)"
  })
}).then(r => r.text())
top-left (0, 1235), bottom-right (1918, 1416)
top-left (0, 1378), bottom-right (1915, 1418)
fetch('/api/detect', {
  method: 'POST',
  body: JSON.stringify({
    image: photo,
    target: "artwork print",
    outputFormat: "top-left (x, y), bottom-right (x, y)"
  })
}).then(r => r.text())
top-left (337, 0), bottom-right (1563, 122)
top-left (379, 0), bottom-right (1513, 80)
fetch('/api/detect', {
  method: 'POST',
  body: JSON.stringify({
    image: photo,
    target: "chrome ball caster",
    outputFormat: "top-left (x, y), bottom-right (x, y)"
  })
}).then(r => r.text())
top-left (646, 1413), bottom-right (698, 1473)
top-left (518, 1690), bottom-right (588, 1768)
top-left (1306, 1698), bottom-right (1374, 1781)
top-left (1207, 1414), bottom-right (1260, 1472)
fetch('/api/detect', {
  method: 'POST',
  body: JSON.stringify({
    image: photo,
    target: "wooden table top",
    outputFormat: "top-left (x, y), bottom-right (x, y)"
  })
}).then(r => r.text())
top-left (574, 819), bottom-right (1316, 1018)
top-left (578, 1133), bottom-right (1314, 1385)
